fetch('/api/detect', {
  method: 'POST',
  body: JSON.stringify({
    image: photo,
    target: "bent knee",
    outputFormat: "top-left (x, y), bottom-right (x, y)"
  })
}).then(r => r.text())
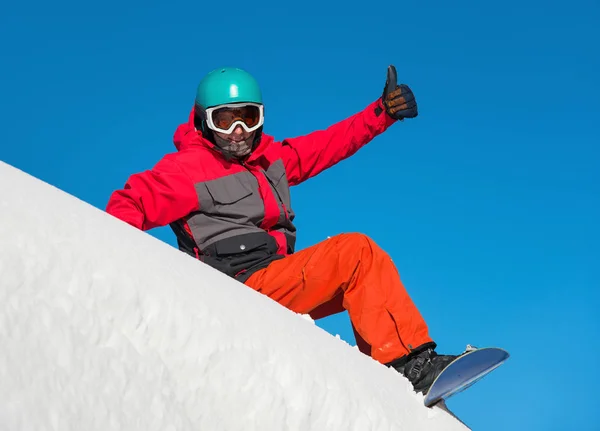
top-left (330, 232), bottom-right (394, 267)
top-left (334, 232), bottom-right (378, 250)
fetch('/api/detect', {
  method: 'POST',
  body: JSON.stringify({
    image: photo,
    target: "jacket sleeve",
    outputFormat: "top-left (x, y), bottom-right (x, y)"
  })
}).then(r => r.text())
top-left (106, 157), bottom-right (199, 231)
top-left (280, 98), bottom-right (397, 186)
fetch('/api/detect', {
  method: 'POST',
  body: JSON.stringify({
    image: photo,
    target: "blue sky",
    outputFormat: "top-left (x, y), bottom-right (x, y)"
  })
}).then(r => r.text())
top-left (1, 0), bottom-right (598, 429)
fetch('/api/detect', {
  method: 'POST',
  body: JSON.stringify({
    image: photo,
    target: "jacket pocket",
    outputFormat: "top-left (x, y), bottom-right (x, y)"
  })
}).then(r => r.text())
top-left (264, 162), bottom-right (285, 188)
top-left (202, 232), bottom-right (280, 278)
top-left (264, 163), bottom-right (294, 228)
top-left (264, 161), bottom-right (292, 208)
top-left (214, 234), bottom-right (269, 256)
top-left (205, 174), bottom-right (253, 205)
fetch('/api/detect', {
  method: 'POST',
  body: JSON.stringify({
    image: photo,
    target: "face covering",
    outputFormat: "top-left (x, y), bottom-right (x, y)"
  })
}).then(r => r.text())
top-left (213, 133), bottom-right (253, 158)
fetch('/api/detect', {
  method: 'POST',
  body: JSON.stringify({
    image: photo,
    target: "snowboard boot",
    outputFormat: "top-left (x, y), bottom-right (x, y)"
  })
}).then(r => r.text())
top-left (388, 344), bottom-right (458, 394)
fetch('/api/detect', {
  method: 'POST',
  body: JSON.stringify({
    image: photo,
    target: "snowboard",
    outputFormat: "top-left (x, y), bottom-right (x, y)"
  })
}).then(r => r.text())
top-left (423, 345), bottom-right (509, 407)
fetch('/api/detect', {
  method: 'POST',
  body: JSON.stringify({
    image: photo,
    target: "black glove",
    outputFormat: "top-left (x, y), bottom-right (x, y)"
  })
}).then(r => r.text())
top-left (381, 65), bottom-right (418, 120)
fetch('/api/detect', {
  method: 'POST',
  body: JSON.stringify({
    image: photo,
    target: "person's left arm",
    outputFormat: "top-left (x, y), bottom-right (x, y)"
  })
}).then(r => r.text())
top-left (280, 65), bottom-right (418, 186)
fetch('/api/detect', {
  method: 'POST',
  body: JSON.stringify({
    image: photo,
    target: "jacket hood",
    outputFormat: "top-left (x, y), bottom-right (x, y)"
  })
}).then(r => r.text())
top-left (172, 107), bottom-right (208, 152)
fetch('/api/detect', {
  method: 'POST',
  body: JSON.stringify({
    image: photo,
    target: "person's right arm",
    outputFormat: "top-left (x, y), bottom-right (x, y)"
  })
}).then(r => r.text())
top-left (106, 157), bottom-right (199, 231)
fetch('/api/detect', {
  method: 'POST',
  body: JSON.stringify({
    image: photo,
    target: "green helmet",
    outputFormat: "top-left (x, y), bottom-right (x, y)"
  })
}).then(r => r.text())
top-left (195, 67), bottom-right (262, 109)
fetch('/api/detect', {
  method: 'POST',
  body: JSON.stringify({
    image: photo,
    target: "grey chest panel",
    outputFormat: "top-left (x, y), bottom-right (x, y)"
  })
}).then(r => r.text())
top-left (264, 159), bottom-right (295, 222)
top-left (189, 160), bottom-right (296, 250)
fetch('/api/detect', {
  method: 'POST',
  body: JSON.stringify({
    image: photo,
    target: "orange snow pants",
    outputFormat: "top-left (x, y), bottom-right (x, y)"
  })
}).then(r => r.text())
top-left (244, 233), bottom-right (434, 365)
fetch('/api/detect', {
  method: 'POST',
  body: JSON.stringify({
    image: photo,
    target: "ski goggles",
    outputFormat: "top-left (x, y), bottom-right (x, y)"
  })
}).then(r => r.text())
top-left (205, 103), bottom-right (264, 134)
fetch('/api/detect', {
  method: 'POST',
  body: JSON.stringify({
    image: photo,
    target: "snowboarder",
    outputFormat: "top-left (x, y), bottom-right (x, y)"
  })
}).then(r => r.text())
top-left (106, 65), bottom-right (457, 394)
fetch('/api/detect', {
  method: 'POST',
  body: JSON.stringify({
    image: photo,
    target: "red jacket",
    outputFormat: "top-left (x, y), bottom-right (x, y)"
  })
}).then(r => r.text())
top-left (106, 98), bottom-right (396, 280)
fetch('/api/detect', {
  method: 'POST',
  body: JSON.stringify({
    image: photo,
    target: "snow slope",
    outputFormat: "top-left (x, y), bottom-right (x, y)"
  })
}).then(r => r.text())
top-left (0, 161), bottom-right (469, 431)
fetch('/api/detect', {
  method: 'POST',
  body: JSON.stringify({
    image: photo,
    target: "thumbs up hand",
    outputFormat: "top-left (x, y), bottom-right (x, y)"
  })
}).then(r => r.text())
top-left (381, 65), bottom-right (418, 120)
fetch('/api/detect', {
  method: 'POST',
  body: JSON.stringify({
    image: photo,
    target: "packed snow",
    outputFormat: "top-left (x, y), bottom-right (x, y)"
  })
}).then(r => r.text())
top-left (0, 160), bottom-right (469, 430)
